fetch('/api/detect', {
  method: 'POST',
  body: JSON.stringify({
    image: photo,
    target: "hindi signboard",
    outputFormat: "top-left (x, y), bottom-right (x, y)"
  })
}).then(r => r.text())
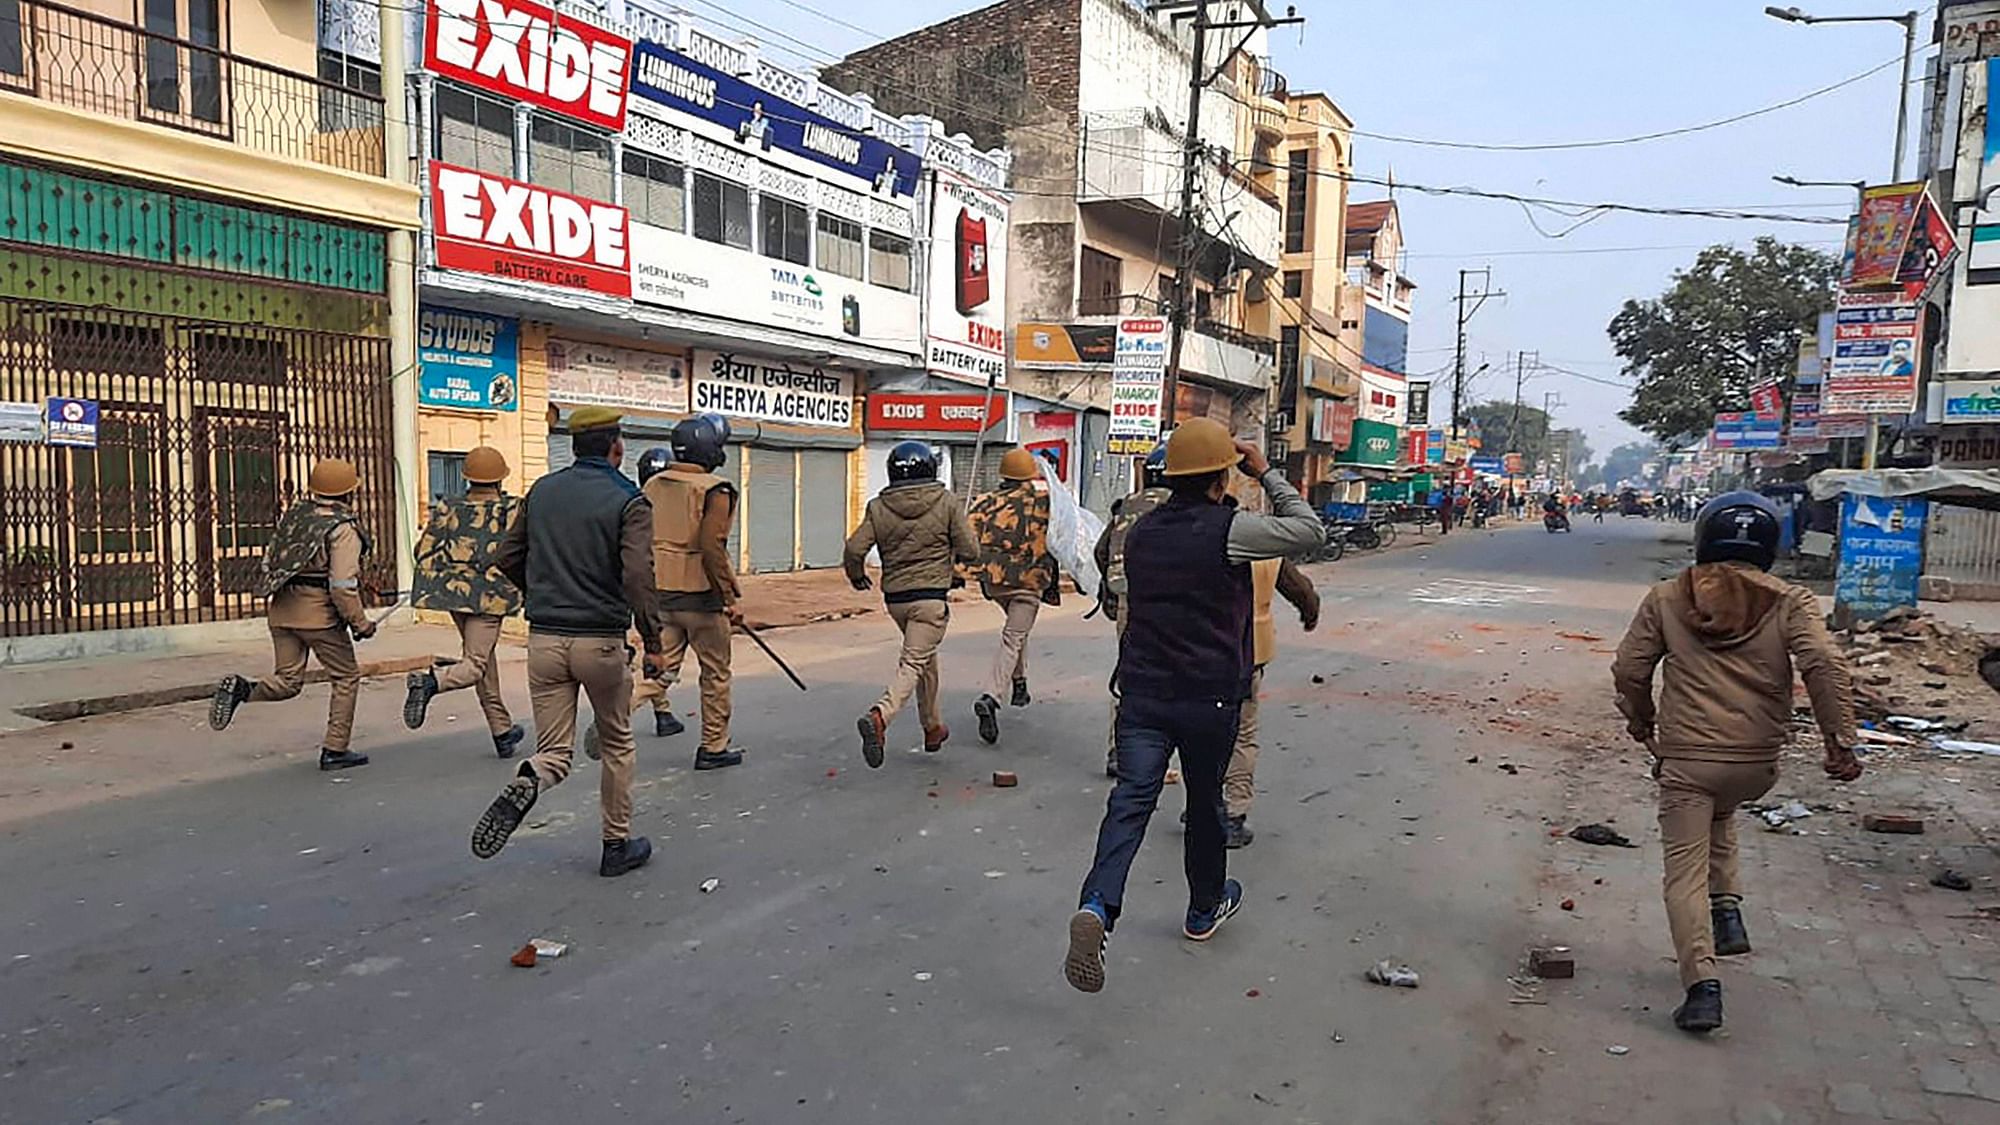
top-left (1826, 291), bottom-right (1923, 415)
top-left (691, 350), bottom-right (855, 427)
top-left (1835, 494), bottom-right (1928, 620)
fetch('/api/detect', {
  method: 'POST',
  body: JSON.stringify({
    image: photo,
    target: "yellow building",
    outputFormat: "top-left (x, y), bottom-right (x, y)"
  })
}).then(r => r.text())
top-left (0, 0), bottom-right (418, 657)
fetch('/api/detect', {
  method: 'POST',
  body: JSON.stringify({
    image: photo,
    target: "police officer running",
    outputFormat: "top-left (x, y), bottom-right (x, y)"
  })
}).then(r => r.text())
top-left (1612, 491), bottom-right (1860, 1033)
top-left (471, 407), bottom-right (660, 878)
top-left (843, 441), bottom-right (979, 768)
top-left (209, 458), bottom-right (377, 771)
top-left (1091, 443), bottom-right (1169, 777)
top-left (1063, 419), bottom-right (1324, 993)
top-left (402, 446), bottom-right (526, 757)
top-left (967, 447), bottom-right (1061, 745)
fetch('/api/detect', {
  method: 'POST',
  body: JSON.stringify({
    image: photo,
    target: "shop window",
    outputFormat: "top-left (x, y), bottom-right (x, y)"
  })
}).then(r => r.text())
top-left (529, 115), bottom-right (614, 203)
top-left (623, 150), bottom-right (685, 231)
top-left (47, 318), bottom-right (166, 377)
top-left (142, 0), bottom-right (223, 124)
top-left (428, 451), bottom-right (468, 500)
top-left (1080, 246), bottom-right (1121, 315)
top-left (816, 212), bottom-right (863, 280)
top-left (760, 196), bottom-right (810, 266)
top-left (1282, 270), bottom-right (1303, 299)
top-left (436, 84), bottom-right (515, 178)
top-left (692, 171), bottom-right (751, 250)
top-left (868, 231), bottom-right (912, 292)
top-left (0, 0), bottom-right (22, 79)
top-left (1284, 150), bottom-right (1309, 254)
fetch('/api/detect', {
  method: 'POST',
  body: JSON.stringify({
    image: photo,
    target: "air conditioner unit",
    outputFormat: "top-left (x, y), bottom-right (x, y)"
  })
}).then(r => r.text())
top-left (1246, 281), bottom-right (1266, 304)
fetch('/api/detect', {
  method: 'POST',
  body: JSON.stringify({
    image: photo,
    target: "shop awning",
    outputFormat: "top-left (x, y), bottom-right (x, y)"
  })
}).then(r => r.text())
top-left (1808, 467), bottom-right (2000, 511)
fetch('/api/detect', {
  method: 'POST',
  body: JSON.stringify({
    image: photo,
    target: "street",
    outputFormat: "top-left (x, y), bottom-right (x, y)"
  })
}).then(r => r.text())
top-left (4, 517), bottom-right (1997, 1125)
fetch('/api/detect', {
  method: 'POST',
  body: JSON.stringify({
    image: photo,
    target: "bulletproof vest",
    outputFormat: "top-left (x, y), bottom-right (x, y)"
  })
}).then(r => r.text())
top-left (646, 467), bottom-right (729, 593)
top-left (1115, 497), bottom-right (1254, 702)
top-left (259, 500), bottom-right (367, 598)
top-left (967, 480), bottom-right (1053, 596)
top-left (411, 494), bottom-right (523, 616)
top-left (1104, 487), bottom-right (1171, 598)
top-left (1251, 557), bottom-right (1280, 666)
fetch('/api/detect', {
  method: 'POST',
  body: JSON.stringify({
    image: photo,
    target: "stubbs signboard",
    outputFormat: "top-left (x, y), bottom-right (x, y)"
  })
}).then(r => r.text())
top-left (425, 0), bottom-right (632, 132)
top-left (926, 170), bottom-right (1009, 386)
top-left (1107, 317), bottom-right (1168, 455)
top-left (431, 162), bottom-right (631, 297)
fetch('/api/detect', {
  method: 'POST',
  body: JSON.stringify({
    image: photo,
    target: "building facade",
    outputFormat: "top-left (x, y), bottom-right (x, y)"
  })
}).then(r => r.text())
top-left (0, 0), bottom-right (417, 652)
top-left (1340, 198), bottom-right (1417, 487)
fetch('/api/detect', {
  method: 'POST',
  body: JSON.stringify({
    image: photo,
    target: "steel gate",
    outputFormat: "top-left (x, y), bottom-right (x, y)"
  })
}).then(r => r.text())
top-left (1925, 504), bottom-right (2000, 592)
top-left (0, 305), bottom-right (395, 637)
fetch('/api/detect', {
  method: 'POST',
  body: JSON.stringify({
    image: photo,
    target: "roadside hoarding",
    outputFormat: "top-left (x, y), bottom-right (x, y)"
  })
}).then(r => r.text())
top-left (1107, 317), bottom-right (1168, 454)
top-left (1749, 379), bottom-right (1784, 421)
top-left (1338, 418), bottom-right (1400, 466)
top-left (1850, 182), bottom-right (1926, 288)
top-left (431, 162), bottom-right (631, 297)
top-left (547, 338), bottom-right (687, 415)
top-left (1406, 381), bottom-right (1431, 426)
top-left (926, 170), bottom-right (1009, 385)
top-left (1835, 494), bottom-right (1928, 620)
top-left (1941, 378), bottom-right (2000, 423)
top-left (418, 306), bottom-right (519, 411)
top-left (1826, 291), bottom-right (1922, 415)
top-left (865, 392), bottom-right (1006, 434)
top-left (425, 0), bottom-right (632, 132)
top-left (1711, 411), bottom-right (1781, 450)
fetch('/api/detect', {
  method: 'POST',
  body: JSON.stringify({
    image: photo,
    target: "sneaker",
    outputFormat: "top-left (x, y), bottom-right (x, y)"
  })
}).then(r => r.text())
top-left (1011, 677), bottom-right (1031, 708)
top-left (402, 669), bottom-right (439, 730)
top-left (1712, 901), bottom-right (1751, 956)
top-left (209, 674), bottom-right (252, 731)
top-left (857, 708), bottom-right (887, 769)
top-left (1673, 979), bottom-right (1724, 1034)
top-left (492, 724), bottom-right (526, 759)
top-left (693, 748), bottom-right (744, 771)
top-left (1183, 878), bottom-right (1244, 941)
top-left (599, 836), bottom-right (653, 878)
top-left (923, 724), bottom-right (950, 753)
top-left (471, 767), bottom-right (539, 859)
top-left (655, 710), bottom-right (685, 738)
top-left (1225, 815), bottom-right (1254, 850)
top-left (318, 747), bottom-right (369, 771)
top-left (974, 694), bottom-right (1001, 744)
top-left (1063, 899), bottom-right (1109, 993)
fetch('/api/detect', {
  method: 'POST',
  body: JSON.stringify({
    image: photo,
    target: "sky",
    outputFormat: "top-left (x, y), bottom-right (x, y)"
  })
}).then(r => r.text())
top-left (678, 0), bottom-right (1925, 467)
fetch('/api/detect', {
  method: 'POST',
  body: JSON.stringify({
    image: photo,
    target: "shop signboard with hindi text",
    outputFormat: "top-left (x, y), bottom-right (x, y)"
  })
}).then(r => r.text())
top-left (1108, 317), bottom-right (1168, 455)
top-left (1826, 291), bottom-right (1923, 415)
top-left (547, 338), bottom-right (688, 415)
top-left (1836, 494), bottom-right (1928, 620)
top-left (692, 350), bottom-right (855, 428)
top-left (1939, 424), bottom-right (2000, 468)
top-left (1850, 182), bottom-right (1927, 288)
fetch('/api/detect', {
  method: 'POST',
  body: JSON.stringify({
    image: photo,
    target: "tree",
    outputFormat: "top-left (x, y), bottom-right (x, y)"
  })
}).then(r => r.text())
top-left (1610, 237), bottom-right (1836, 444)
top-left (1463, 399), bottom-right (1559, 468)
top-left (1596, 441), bottom-right (1661, 489)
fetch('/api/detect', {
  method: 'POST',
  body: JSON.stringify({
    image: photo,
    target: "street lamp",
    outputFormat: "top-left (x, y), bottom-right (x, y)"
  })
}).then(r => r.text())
top-left (1764, 6), bottom-right (1920, 181)
top-left (1771, 173), bottom-right (1868, 206)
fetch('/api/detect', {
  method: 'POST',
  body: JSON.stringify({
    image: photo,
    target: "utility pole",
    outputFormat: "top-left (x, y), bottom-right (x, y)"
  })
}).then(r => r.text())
top-left (1509, 350), bottom-right (1538, 452)
top-left (1157, 0), bottom-right (1304, 428)
top-left (1449, 268), bottom-right (1501, 445)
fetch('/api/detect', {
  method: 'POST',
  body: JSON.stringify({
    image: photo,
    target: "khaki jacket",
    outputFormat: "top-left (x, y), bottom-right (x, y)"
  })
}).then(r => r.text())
top-left (1612, 562), bottom-right (1855, 763)
top-left (644, 465), bottom-right (740, 603)
top-left (1251, 557), bottom-right (1319, 666)
top-left (843, 481), bottom-right (979, 598)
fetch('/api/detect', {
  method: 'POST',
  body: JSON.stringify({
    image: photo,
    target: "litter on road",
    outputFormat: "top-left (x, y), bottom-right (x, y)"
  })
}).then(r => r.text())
top-left (992, 771), bottom-right (1019, 788)
top-left (1932, 869), bottom-right (1974, 892)
top-left (1568, 824), bottom-right (1636, 848)
top-left (1862, 814), bottom-right (1926, 835)
top-left (1365, 960), bottom-right (1420, 988)
top-left (699, 878), bottom-right (721, 893)
top-left (1529, 947), bottom-right (1575, 979)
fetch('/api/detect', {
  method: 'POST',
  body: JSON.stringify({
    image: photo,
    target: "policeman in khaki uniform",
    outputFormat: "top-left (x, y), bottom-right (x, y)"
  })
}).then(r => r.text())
top-left (402, 446), bottom-right (526, 758)
top-left (1091, 443), bottom-right (1169, 777)
top-left (1220, 556), bottom-right (1319, 847)
top-left (967, 447), bottom-right (1060, 745)
top-left (585, 415), bottom-right (745, 771)
top-left (210, 458), bottom-right (377, 771)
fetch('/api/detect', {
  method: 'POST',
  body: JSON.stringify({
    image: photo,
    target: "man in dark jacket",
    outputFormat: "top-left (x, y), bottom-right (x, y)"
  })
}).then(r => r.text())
top-left (1063, 418), bottom-right (1324, 994)
top-left (844, 441), bottom-right (979, 768)
top-left (470, 407), bottom-right (661, 879)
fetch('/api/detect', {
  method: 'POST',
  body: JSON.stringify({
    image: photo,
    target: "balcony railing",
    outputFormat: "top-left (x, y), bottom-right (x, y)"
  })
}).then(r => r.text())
top-left (1251, 56), bottom-right (1287, 101)
top-left (0, 0), bottom-right (386, 177)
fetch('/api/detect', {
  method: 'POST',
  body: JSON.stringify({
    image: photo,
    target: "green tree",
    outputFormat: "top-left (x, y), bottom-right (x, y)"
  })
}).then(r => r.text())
top-left (1596, 441), bottom-right (1661, 489)
top-left (1610, 237), bottom-right (1836, 444)
top-left (1463, 399), bottom-right (1558, 467)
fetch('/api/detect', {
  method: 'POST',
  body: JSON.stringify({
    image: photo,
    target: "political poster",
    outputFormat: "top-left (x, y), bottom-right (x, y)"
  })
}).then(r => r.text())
top-left (1835, 494), bottom-right (1928, 619)
top-left (1826, 291), bottom-right (1923, 415)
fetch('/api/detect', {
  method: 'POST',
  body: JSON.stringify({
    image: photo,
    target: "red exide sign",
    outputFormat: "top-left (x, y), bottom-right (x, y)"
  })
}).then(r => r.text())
top-left (431, 162), bottom-right (631, 297)
top-left (425, 0), bottom-right (633, 132)
top-left (866, 393), bottom-right (1006, 434)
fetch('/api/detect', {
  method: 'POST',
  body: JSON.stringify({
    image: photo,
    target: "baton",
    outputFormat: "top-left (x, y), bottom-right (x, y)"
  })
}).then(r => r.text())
top-left (739, 622), bottom-right (808, 691)
top-left (353, 594), bottom-right (407, 640)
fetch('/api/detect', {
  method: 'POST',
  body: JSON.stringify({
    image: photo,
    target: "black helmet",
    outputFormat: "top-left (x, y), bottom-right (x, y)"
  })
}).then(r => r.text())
top-left (887, 440), bottom-right (940, 483)
top-left (671, 413), bottom-right (730, 471)
top-left (636, 446), bottom-right (672, 483)
top-left (1141, 442), bottom-right (1168, 489)
top-left (1694, 490), bottom-right (1781, 570)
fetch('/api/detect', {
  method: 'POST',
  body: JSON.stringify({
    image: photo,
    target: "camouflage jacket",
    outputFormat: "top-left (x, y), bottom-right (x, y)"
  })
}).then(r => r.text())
top-left (259, 501), bottom-right (369, 598)
top-left (411, 493), bottom-right (523, 617)
top-left (967, 479), bottom-right (1059, 603)
top-left (1098, 486), bottom-right (1171, 615)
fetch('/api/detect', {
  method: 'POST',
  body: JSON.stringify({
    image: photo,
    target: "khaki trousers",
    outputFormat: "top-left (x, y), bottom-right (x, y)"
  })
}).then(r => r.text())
top-left (1657, 758), bottom-right (1777, 988)
top-left (990, 593), bottom-right (1041, 698)
top-left (252, 625), bottom-right (359, 751)
top-left (434, 612), bottom-right (513, 735)
top-left (523, 634), bottom-right (636, 841)
top-left (877, 599), bottom-right (948, 731)
top-left (630, 609), bottom-right (733, 750)
top-left (1222, 666), bottom-right (1264, 817)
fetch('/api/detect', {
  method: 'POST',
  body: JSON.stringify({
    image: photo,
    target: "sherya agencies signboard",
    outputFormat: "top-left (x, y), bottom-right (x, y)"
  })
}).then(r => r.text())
top-left (425, 0), bottom-right (633, 132)
top-left (692, 350), bottom-right (855, 428)
top-left (431, 162), bottom-right (631, 297)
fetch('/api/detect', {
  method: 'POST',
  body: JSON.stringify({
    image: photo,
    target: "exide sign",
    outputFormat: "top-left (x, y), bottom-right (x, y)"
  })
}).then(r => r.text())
top-left (431, 162), bottom-right (631, 297)
top-left (426, 0), bottom-right (632, 132)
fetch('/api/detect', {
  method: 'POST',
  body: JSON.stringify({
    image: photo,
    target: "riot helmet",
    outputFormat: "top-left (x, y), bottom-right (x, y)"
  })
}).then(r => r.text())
top-left (636, 446), bottom-right (673, 484)
top-left (1694, 490), bottom-right (1781, 571)
top-left (887, 440), bottom-right (940, 483)
top-left (1141, 442), bottom-right (1169, 489)
top-left (670, 412), bottom-right (730, 471)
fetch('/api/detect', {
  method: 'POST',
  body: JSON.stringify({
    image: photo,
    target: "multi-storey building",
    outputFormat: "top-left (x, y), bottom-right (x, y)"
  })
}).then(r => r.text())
top-left (1341, 198), bottom-right (1417, 479)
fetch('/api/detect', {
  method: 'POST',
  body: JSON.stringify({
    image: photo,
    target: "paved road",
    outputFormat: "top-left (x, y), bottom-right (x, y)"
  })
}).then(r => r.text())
top-left (1, 516), bottom-right (1682, 1124)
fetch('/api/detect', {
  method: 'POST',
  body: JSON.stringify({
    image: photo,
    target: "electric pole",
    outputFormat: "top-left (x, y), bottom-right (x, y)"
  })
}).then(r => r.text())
top-left (1449, 268), bottom-right (1501, 445)
top-left (1508, 350), bottom-right (1538, 453)
top-left (1157, 0), bottom-right (1304, 428)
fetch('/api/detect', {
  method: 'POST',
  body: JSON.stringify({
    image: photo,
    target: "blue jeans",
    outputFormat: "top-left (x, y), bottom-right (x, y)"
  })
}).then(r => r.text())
top-left (1080, 693), bottom-right (1242, 929)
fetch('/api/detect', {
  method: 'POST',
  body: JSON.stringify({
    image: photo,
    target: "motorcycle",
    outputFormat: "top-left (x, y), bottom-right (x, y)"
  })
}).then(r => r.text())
top-left (1544, 509), bottom-right (1572, 534)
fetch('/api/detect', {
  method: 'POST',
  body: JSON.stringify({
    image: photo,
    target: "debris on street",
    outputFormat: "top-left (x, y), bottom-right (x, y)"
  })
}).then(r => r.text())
top-left (992, 770), bottom-right (1019, 788)
top-left (1862, 813), bottom-right (1926, 835)
top-left (699, 878), bottom-right (721, 893)
top-left (1529, 946), bottom-right (1575, 979)
top-left (1932, 869), bottom-right (1974, 892)
top-left (1568, 824), bottom-right (1636, 848)
top-left (1559, 898), bottom-right (1576, 911)
top-left (1606, 1045), bottom-right (1630, 1057)
top-left (1365, 960), bottom-right (1420, 988)
top-left (529, 939), bottom-right (568, 959)
top-left (1748, 800), bottom-right (1813, 831)
top-left (1933, 739), bottom-right (2000, 757)
top-left (510, 944), bottom-right (538, 968)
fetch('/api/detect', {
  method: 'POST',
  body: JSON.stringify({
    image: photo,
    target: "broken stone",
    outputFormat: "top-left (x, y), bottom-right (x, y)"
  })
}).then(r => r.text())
top-left (1862, 813), bottom-right (1925, 835)
top-left (991, 771), bottom-right (1019, 788)
top-left (1529, 947), bottom-right (1575, 979)
top-left (1932, 869), bottom-right (1974, 892)
top-left (1569, 824), bottom-right (1636, 848)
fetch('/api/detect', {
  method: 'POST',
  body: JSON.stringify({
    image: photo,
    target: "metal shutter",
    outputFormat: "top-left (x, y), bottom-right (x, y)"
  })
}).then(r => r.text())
top-left (545, 431), bottom-right (574, 474)
top-left (715, 446), bottom-right (743, 566)
top-left (798, 448), bottom-right (848, 568)
top-left (746, 446), bottom-right (797, 573)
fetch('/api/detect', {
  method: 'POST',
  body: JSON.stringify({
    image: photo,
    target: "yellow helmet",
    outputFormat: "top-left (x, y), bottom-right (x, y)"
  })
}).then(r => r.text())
top-left (998, 448), bottom-right (1039, 481)
top-left (1163, 417), bottom-right (1239, 477)
top-left (463, 445), bottom-right (510, 484)
top-left (308, 458), bottom-right (360, 498)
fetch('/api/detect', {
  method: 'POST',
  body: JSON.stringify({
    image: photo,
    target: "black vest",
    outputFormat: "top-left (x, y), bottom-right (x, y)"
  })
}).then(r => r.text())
top-left (522, 458), bottom-right (642, 637)
top-left (1115, 497), bottom-right (1254, 702)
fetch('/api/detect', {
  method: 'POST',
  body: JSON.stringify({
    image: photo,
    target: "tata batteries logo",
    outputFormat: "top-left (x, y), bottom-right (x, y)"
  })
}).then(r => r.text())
top-left (770, 267), bottom-right (825, 314)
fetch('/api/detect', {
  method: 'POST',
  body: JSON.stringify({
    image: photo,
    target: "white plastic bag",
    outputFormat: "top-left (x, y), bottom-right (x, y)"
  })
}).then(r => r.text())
top-left (1040, 459), bottom-right (1105, 597)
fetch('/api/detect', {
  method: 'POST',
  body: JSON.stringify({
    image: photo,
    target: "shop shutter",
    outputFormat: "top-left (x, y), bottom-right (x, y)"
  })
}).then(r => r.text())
top-left (746, 446), bottom-right (798, 574)
top-left (798, 449), bottom-right (848, 568)
top-left (715, 447), bottom-right (743, 566)
top-left (546, 431), bottom-right (574, 474)
top-left (1079, 412), bottom-right (1120, 517)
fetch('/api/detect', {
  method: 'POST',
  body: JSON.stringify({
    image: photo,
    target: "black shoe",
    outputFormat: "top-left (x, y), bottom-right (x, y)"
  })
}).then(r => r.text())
top-left (857, 708), bottom-right (886, 769)
top-left (1011, 678), bottom-right (1031, 708)
top-left (471, 767), bottom-right (539, 859)
top-left (694, 748), bottom-right (744, 771)
top-left (1105, 755), bottom-right (1119, 779)
top-left (1673, 979), bottom-right (1724, 1034)
top-left (974, 694), bottom-right (1001, 744)
top-left (318, 747), bottom-right (369, 771)
top-left (655, 711), bottom-right (686, 738)
top-left (600, 836), bottom-right (653, 877)
top-left (1225, 815), bottom-right (1254, 849)
top-left (209, 674), bottom-right (252, 731)
top-left (492, 724), bottom-right (525, 759)
top-left (402, 669), bottom-right (439, 730)
top-left (1712, 901), bottom-right (1752, 956)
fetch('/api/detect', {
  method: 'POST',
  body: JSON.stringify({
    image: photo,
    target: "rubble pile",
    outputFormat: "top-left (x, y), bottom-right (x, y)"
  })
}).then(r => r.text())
top-left (1832, 607), bottom-right (2000, 738)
